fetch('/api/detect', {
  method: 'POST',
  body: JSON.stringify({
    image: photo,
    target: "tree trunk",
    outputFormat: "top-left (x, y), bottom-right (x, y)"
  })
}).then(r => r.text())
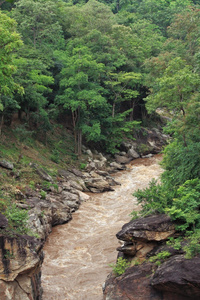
top-left (0, 114), bottom-right (4, 135)
top-left (112, 102), bottom-right (115, 118)
top-left (77, 129), bottom-right (82, 156)
top-left (72, 111), bottom-right (77, 154)
top-left (130, 100), bottom-right (135, 121)
top-left (77, 107), bottom-right (82, 156)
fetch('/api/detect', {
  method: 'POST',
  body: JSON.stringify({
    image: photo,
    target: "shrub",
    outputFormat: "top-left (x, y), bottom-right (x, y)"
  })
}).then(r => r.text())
top-left (80, 163), bottom-right (87, 170)
top-left (5, 203), bottom-right (29, 234)
top-left (165, 178), bottom-right (200, 231)
top-left (133, 179), bottom-right (176, 216)
top-left (40, 190), bottom-right (47, 199)
top-left (184, 230), bottom-right (200, 259)
top-left (110, 257), bottom-right (131, 276)
top-left (149, 251), bottom-right (171, 265)
top-left (161, 141), bottom-right (200, 187)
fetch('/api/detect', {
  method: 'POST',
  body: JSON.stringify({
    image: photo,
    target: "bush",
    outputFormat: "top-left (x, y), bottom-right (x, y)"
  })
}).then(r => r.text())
top-left (149, 250), bottom-right (171, 265)
top-left (40, 190), bottom-right (47, 199)
top-left (110, 257), bottom-right (131, 276)
top-left (5, 203), bottom-right (29, 234)
top-left (165, 178), bottom-right (200, 231)
top-left (133, 177), bottom-right (200, 259)
top-left (133, 179), bottom-right (176, 217)
top-left (161, 141), bottom-right (200, 187)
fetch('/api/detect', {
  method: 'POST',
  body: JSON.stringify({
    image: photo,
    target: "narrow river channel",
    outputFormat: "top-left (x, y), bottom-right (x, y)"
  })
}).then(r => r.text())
top-left (42, 155), bottom-right (163, 300)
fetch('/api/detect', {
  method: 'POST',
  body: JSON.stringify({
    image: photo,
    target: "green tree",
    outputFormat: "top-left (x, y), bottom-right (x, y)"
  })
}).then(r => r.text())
top-left (0, 10), bottom-right (23, 134)
top-left (55, 44), bottom-right (107, 155)
top-left (11, 0), bottom-right (65, 131)
top-left (12, 0), bottom-right (65, 61)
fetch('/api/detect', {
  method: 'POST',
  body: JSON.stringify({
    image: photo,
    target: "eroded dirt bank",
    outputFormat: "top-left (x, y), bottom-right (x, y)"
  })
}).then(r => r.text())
top-left (42, 155), bottom-right (163, 300)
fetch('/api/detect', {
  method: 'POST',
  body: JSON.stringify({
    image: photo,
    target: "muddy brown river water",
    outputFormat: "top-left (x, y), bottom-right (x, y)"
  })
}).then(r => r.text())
top-left (42, 155), bottom-right (163, 300)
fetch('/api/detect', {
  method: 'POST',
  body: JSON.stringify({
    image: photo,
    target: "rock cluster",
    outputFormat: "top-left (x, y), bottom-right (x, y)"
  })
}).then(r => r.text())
top-left (0, 153), bottom-right (122, 300)
top-left (103, 214), bottom-right (200, 300)
top-left (0, 217), bottom-right (43, 300)
top-left (0, 130), bottom-right (168, 300)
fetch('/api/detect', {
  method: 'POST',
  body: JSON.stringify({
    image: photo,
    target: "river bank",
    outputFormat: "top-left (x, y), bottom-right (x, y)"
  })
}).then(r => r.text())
top-left (0, 127), bottom-right (167, 299)
top-left (42, 155), bottom-right (163, 300)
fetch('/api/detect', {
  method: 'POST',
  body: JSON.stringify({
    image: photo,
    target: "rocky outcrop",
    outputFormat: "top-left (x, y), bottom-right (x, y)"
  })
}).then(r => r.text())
top-left (103, 214), bottom-right (199, 300)
top-left (0, 129), bottom-right (168, 299)
top-left (152, 254), bottom-right (200, 299)
top-left (0, 160), bottom-right (14, 170)
top-left (120, 128), bottom-right (168, 156)
top-left (30, 163), bottom-right (53, 182)
top-left (0, 214), bottom-right (8, 229)
top-left (103, 262), bottom-right (190, 300)
top-left (116, 214), bottom-right (175, 242)
top-left (0, 234), bottom-right (43, 300)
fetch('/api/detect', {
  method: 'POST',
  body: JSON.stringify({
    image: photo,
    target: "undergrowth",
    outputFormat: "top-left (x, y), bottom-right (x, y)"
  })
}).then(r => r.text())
top-left (131, 141), bottom-right (200, 259)
top-left (110, 257), bottom-right (131, 276)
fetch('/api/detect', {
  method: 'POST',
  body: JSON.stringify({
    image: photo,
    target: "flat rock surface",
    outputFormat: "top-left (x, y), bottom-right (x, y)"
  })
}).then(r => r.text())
top-left (152, 254), bottom-right (200, 299)
top-left (104, 262), bottom-right (192, 300)
top-left (116, 214), bottom-right (175, 242)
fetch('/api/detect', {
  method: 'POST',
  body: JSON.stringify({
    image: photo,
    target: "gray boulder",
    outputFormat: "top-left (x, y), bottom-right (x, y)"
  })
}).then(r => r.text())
top-left (0, 160), bottom-right (14, 170)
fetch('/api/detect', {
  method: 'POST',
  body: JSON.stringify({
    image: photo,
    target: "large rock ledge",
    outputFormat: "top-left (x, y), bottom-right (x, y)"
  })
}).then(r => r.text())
top-left (0, 234), bottom-right (43, 300)
top-left (103, 214), bottom-right (200, 300)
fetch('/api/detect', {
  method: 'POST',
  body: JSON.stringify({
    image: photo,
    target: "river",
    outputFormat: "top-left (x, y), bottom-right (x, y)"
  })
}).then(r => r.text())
top-left (42, 155), bottom-right (163, 300)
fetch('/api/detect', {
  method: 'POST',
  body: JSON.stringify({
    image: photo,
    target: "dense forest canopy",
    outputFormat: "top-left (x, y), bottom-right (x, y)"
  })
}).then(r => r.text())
top-left (0, 0), bottom-right (200, 155)
top-left (1, 0), bottom-right (200, 262)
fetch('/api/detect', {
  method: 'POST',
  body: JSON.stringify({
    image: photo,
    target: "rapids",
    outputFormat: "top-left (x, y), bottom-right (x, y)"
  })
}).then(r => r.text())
top-left (42, 155), bottom-right (163, 300)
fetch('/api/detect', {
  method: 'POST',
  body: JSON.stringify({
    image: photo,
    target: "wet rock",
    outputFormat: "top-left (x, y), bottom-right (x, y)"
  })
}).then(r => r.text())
top-left (106, 177), bottom-right (121, 186)
top-left (0, 160), bottom-right (14, 170)
top-left (146, 128), bottom-right (167, 153)
top-left (51, 202), bottom-right (72, 225)
top-left (85, 177), bottom-right (113, 192)
top-left (96, 170), bottom-right (109, 177)
top-left (0, 235), bottom-right (42, 281)
top-left (115, 155), bottom-right (132, 165)
top-left (0, 235), bottom-right (43, 299)
top-left (117, 214), bottom-right (175, 242)
top-left (68, 180), bottom-right (83, 191)
top-left (121, 141), bottom-right (132, 151)
top-left (142, 154), bottom-right (153, 158)
top-left (117, 241), bottom-right (157, 261)
top-left (61, 191), bottom-right (80, 212)
top-left (86, 161), bottom-right (96, 172)
top-left (117, 243), bottom-right (137, 256)
top-left (103, 263), bottom-right (162, 300)
top-left (152, 254), bottom-right (200, 299)
top-left (118, 151), bottom-right (127, 156)
top-left (103, 262), bottom-right (190, 300)
top-left (110, 162), bottom-right (126, 171)
top-left (99, 152), bottom-right (107, 163)
top-left (127, 148), bottom-right (140, 159)
top-left (77, 190), bottom-right (91, 202)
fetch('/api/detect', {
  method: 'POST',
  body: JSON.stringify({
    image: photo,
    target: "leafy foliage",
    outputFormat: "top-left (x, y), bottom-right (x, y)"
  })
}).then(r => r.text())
top-left (5, 203), bottom-right (29, 234)
top-left (133, 179), bottom-right (176, 216)
top-left (165, 179), bottom-right (200, 231)
top-left (110, 257), bottom-right (131, 276)
top-left (149, 250), bottom-right (171, 266)
top-left (161, 141), bottom-right (200, 187)
top-left (0, 11), bottom-right (23, 110)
